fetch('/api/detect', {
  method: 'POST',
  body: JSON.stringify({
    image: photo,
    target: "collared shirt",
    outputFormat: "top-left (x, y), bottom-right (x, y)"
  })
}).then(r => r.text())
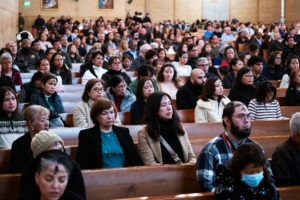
top-left (196, 131), bottom-right (272, 192)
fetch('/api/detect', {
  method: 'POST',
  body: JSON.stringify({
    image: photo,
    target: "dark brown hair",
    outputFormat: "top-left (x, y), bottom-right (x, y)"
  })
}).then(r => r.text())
top-left (90, 98), bottom-right (117, 125)
top-left (82, 78), bottom-right (104, 102)
top-left (0, 86), bottom-right (18, 114)
top-left (230, 143), bottom-right (269, 181)
top-left (136, 77), bottom-right (154, 100)
top-left (255, 81), bottom-right (276, 103)
top-left (157, 63), bottom-right (179, 88)
top-left (201, 77), bottom-right (224, 101)
top-left (144, 92), bottom-right (184, 141)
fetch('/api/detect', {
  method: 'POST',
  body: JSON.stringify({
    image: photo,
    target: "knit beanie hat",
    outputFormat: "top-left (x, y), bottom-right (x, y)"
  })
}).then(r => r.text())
top-left (31, 130), bottom-right (64, 158)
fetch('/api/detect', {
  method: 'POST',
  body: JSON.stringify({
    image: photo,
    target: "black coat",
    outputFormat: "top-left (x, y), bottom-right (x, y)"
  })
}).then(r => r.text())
top-left (130, 99), bottom-right (145, 125)
top-left (10, 132), bottom-right (32, 173)
top-left (228, 84), bottom-right (256, 106)
top-left (285, 87), bottom-right (300, 106)
top-left (223, 72), bottom-right (235, 89)
top-left (0, 75), bottom-right (15, 91)
top-left (76, 125), bottom-right (143, 169)
top-left (20, 158), bottom-right (86, 200)
top-left (272, 137), bottom-right (300, 187)
top-left (19, 189), bottom-right (83, 200)
top-left (176, 79), bottom-right (202, 109)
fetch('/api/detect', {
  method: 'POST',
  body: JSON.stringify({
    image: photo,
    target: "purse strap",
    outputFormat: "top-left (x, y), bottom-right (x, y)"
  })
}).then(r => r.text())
top-left (159, 135), bottom-right (183, 164)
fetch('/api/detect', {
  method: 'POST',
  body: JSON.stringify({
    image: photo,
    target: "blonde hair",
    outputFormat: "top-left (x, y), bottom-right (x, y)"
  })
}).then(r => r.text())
top-left (23, 105), bottom-right (50, 124)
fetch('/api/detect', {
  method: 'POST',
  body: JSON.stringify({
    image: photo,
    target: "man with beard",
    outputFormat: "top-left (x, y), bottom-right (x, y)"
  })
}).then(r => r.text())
top-left (196, 101), bottom-right (272, 192)
top-left (176, 68), bottom-right (206, 109)
top-left (15, 37), bottom-right (40, 72)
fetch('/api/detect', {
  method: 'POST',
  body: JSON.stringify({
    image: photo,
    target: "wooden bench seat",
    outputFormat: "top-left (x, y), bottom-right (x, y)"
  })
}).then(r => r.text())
top-left (1, 163), bottom-right (299, 200)
top-left (117, 186), bottom-right (300, 200)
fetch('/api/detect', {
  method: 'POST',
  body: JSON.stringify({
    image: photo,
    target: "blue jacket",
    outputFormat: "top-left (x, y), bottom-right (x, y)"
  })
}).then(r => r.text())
top-left (106, 87), bottom-right (136, 112)
top-left (29, 89), bottom-right (64, 119)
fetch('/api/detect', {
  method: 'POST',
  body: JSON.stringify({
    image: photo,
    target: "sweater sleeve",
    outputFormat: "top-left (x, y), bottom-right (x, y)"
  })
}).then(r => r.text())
top-left (248, 99), bottom-right (257, 120)
top-left (73, 104), bottom-right (89, 127)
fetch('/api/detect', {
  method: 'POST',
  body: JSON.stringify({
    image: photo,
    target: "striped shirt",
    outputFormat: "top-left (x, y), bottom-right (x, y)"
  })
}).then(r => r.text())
top-left (248, 99), bottom-right (282, 120)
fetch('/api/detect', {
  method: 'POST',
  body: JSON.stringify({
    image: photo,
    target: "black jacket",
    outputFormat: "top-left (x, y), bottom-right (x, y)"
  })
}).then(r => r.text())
top-left (19, 189), bottom-right (83, 200)
top-left (223, 72), bottom-right (235, 89)
top-left (130, 99), bottom-right (145, 125)
top-left (228, 84), bottom-right (256, 106)
top-left (0, 75), bottom-right (15, 91)
top-left (176, 79), bottom-right (202, 109)
top-left (10, 132), bottom-right (32, 173)
top-left (76, 125), bottom-right (143, 169)
top-left (186, 57), bottom-right (198, 69)
top-left (272, 137), bottom-right (300, 187)
top-left (285, 87), bottom-right (300, 106)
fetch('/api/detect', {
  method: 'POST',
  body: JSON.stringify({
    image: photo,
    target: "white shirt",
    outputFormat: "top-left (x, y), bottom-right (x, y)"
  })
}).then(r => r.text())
top-left (82, 65), bottom-right (108, 84)
top-left (172, 61), bottom-right (192, 76)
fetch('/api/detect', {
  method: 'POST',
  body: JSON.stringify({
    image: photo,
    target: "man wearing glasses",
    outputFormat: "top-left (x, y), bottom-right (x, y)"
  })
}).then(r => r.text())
top-left (197, 57), bottom-right (218, 79)
top-left (196, 101), bottom-right (272, 192)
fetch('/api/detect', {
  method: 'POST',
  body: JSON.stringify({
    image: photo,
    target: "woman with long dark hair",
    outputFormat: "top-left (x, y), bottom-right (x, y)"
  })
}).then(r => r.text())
top-left (138, 92), bottom-right (196, 165)
top-left (195, 77), bottom-right (230, 122)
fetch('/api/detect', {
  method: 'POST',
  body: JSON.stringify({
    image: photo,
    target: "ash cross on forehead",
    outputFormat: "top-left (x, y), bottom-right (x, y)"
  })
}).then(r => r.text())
top-left (241, 106), bottom-right (247, 112)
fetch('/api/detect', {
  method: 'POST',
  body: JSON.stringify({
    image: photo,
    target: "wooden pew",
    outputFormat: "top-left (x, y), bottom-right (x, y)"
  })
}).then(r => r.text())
top-left (117, 186), bottom-right (300, 200)
top-left (119, 109), bottom-right (195, 125)
top-left (0, 164), bottom-right (200, 200)
top-left (281, 106), bottom-right (300, 118)
top-left (1, 163), bottom-right (299, 200)
top-left (46, 120), bottom-right (290, 146)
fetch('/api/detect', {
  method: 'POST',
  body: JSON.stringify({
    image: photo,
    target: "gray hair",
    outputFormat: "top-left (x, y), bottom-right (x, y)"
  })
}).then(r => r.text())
top-left (290, 112), bottom-right (300, 136)
top-left (0, 53), bottom-right (12, 63)
top-left (197, 57), bottom-right (208, 64)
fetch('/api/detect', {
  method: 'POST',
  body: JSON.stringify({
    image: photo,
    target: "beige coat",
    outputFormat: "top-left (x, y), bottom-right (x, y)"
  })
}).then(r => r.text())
top-left (137, 127), bottom-right (196, 165)
top-left (194, 97), bottom-right (231, 123)
top-left (73, 98), bottom-right (122, 127)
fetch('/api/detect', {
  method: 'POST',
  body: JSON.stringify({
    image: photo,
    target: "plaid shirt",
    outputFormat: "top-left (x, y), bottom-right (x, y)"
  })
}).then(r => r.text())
top-left (196, 131), bottom-right (272, 192)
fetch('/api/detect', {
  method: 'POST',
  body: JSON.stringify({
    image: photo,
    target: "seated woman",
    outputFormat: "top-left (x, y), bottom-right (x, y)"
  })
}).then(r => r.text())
top-left (20, 131), bottom-right (85, 199)
top-left (67, 43), bottom-right (82, 64)
top-left (130, 77), bottom-right (155, 125)
top-left (37, 58), bottom-right (50, 73)
top-left (248, 81), bottom-right (282, 120)
top-left (0, 60), bottom-right (15, 91)
top-left (101, 56), bottom-right (132, 89)
top-left (129, 64), bottom-right (159, 94)
top-left (172, 51), bottom-right (192, 77)
top-left (19, 72), bottom-right (44, 103)
top-left (50, 52), bottom-right (72, 85)
top-left (220, 46), bottom-right (237, 67)
top-left (195, 77), bottom-right (231, 123)
top-left (157, 63), bottom-right (181, 99)
top-left (215, 143), bottom-right (280, 200)
top-left (223, 58), bottom-right (244, 89)
top-left (286, 68), bottom-right (300, 106)
top-left (0, 52), bottom-right (22, 87)
top-left (114, 39), bottom-right (129, 58)
top-left (10, 105), bottom-right (49, 173)
top-left (73, 78), bottom-right (121, 127)
top-left (263, 51), bottom-right (285, 81)
top-left (280, 55), bottom-right (299, 88)
top-left (228, 67), bottom-right (256, 106)
top-left (82, 51), bottom-right (107, 85)
top-left (0, 86), bottom-right (27, 149)
top-left (76, 98), bottom-right (142, 169)
top-left (138, 92), bottom-right (196, 165)
top-left (106, 75), bottom-right (136, 112)
top-left (29, 74), bottom-right (65, 128)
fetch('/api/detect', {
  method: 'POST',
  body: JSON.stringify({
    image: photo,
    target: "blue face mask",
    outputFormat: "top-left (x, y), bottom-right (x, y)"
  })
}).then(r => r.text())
top-left (241, 171), bottom-right (264, 188)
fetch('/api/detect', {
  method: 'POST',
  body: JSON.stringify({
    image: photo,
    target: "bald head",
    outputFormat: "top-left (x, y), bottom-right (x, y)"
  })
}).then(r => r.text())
top-left (190, 68), bottom-right (206, 85)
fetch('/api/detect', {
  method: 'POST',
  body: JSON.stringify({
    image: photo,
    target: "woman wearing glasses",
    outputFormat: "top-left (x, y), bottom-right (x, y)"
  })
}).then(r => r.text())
top-left (73, 78), bottom-right (121, 127)
top-left (101, 56), bottom-right (132, 89)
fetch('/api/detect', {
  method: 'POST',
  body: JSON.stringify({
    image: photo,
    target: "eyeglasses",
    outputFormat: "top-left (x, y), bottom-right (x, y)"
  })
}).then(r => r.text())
top-left (232, 114), bottom-right (251, 121)
top-left (198, 64), bottom-right (209, 67)
top-left (92, 87), bottom-right (104, 92)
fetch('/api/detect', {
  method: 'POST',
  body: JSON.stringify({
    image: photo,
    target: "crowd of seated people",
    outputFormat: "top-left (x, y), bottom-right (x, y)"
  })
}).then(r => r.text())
top-left (2, 13), bottom-right (300, 199)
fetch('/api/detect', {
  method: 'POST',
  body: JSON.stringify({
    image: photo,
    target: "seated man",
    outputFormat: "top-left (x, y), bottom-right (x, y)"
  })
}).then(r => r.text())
top-left (272, 112), bottom-right (300, 187)
top-left (186, 44), bottom-right (199, 69)
top-left (176, 68), bottom-right (206, 109)
top-left (197, 57), bottom-right (217, 79)
top-left (248, 56), bottom-right (268, 87)
top-left (130, 44), bottom-right (151, 71)
top-left (196, 101), bottom-right (272, 192)
top-left (221, 26), bottom-right (236, 44)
